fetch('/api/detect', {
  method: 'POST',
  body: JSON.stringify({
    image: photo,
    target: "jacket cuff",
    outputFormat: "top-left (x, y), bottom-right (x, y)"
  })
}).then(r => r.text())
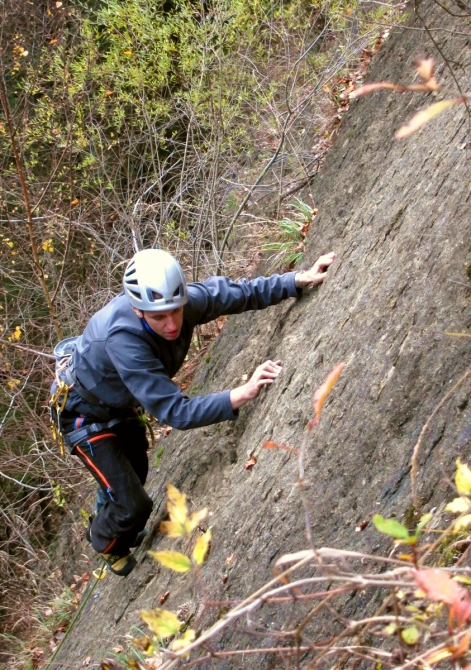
top-left (221, 389), bottom-right (239, 420)
top-left (285, 271), bottom-right (302, 296)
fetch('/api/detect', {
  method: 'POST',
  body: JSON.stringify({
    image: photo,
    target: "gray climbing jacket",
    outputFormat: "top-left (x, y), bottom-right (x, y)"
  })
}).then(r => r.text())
top-left (66, 273), bottom-right (299, 430)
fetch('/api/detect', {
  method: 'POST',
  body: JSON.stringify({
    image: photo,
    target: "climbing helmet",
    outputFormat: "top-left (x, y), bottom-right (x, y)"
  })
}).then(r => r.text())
top-left (123, 249), bottom-right (188, 312)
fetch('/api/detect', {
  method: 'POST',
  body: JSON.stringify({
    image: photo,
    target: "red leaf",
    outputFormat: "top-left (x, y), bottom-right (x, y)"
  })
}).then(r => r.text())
top-left (244, 456), bottom-right (257, 470)
top-left (158, 591), bottom-right (170, 605)
top-left (451, 591), bottom-right (471, 627)
top-left (414, 569), bottom-right (461, 605)
top-left (452, 630), bottom-right (471, 659)
top-left (263, 441), bottom-right (300, 455)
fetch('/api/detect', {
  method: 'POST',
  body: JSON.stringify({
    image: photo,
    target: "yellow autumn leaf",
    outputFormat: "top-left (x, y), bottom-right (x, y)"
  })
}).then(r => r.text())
top-left (446, 497), bottom-right (471, 514)
top-left (132, 635), bottom-right (152, 654)
top-left (167, 483), bottom-right (188, 525)
top-left (401, 626), bottom-right (420, 645)
top-left (159, 520), bottom-right (185, 538)
top-left (192, 529), bottom-right (211, 566)
top-left (456, 459), bottom-right (471, 495)
top-left (140, 608), bottom-right (181, 638)
top-left (148, 550), bottom-right (191, 573)
top-left (7, 378), bottom-right (21, 388)
top-left (454, 514), bottom-right (471, 531)
top-left (13, 326), bottom-right (22, 341)
top-left (170, 628), bottom-right (196, 652)
top-left (396, 99), bottom-right (461, 139)
top-left (185, 508), bottom-right (208, 534)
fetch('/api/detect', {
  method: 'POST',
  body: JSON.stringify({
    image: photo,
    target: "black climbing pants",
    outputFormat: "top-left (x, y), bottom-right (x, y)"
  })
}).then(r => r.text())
top-left (62, 412), bottom-right (153, 555)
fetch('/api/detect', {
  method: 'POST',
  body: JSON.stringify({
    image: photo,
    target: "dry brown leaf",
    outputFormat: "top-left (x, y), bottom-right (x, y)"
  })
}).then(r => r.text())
top-left (350, 82), bottom-right (397, 98)
top-left (396, 99), bottom-right (461, 139)
top-left (158, 591), bottom-right (170, 605)
top-left (145, 658), bottom-right (163, 669)
top-left (415, 57), bottom-right (434, 81)
top-left (310, 362), bottom-right (345, 427)
top-left (424, 648), bottom-right (453, 665)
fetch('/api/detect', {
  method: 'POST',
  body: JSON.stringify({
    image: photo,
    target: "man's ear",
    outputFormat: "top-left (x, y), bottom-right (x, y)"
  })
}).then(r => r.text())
top-left (132, 306), bottom-right (144, 319)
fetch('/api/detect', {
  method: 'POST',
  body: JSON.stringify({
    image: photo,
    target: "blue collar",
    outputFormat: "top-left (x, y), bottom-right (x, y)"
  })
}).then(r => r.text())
top-left (141, 318), bottom-right (154, 335)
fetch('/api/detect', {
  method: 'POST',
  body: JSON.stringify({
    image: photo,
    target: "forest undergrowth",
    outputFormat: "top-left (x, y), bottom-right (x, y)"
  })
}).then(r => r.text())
top-left (0, 0), bottom-right (407, 664)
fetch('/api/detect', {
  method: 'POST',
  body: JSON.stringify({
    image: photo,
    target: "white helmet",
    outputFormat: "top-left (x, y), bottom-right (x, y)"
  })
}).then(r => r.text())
top-left (123, 249), bottom-right (188, 312)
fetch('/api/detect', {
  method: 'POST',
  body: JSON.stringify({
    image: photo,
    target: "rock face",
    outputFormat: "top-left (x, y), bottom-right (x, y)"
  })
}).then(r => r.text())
top-left (54, 2), bottom-right (471, 667)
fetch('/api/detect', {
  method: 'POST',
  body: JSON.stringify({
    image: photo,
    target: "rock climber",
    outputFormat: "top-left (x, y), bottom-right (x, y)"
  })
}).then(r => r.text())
top-left (51, 248), bottom-right (335, 576)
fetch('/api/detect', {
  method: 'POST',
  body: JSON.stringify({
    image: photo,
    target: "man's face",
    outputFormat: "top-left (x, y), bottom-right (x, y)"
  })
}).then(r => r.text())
top-left (140, 306), bottom-right (184, 340)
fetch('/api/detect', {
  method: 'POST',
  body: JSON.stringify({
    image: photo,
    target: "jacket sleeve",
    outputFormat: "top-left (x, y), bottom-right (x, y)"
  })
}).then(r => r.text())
top-left (186, 272), bottom-right (300, 325)
top-left (106, 332), bottom-right (237, 430)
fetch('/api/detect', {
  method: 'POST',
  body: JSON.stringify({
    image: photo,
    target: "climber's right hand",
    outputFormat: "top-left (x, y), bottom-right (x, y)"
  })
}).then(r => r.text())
top-left (230, 359), bottom-right (282, 410)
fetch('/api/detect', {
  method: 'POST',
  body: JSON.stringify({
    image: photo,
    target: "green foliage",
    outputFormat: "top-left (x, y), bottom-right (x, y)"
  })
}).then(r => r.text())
top-left (262, 198), bottom-right (315, 269)
top-left (373, 512), bottom-right (432, 545)
top-left (153, 446), bottom-right (165, 468)
top-left (373, 515), bottom-right (411, 540)
top-left (51, 481), bottom-right (67, 508)
top-left (436, 528), bottom-right (470, 567)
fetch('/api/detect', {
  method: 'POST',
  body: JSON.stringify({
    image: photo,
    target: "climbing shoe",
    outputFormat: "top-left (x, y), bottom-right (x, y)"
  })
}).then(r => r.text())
top-left (86, 517), bottom-right (147, 548)
top-left (85, 515), bottom-right (94, 544)
top-left (100, 551), bottom-right (137, 577)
